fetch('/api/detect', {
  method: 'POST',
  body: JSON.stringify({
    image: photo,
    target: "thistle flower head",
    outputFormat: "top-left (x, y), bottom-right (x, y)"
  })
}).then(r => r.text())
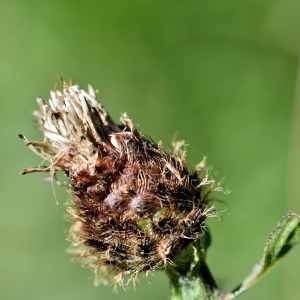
top-left (20, 82), bottom-right (219, 285)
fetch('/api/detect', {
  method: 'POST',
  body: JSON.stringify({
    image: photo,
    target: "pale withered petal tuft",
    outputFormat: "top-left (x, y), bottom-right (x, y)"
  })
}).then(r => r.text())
top-left (20, 82), bottom-right (220, 285)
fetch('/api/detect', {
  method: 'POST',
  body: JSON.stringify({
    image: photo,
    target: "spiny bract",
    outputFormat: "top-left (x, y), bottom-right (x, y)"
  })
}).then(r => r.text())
top-left (20, 82), bottom-right (219, 285)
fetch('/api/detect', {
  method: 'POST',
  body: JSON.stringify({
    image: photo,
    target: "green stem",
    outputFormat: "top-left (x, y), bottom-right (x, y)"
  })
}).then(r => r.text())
top-left (168, 260), bottom-right (219, 300)
top-left (166, 236), bottom-right (219, 300)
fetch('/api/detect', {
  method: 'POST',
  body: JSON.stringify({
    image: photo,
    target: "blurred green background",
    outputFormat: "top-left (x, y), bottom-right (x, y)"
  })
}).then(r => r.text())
top-left (1, 1), bottom-right (300, 299)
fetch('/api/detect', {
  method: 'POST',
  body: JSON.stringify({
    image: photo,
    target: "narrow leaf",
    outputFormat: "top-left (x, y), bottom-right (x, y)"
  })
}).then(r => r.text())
top-left (222, 212), bottom-right (300, 300)
top-left (262, 212), bottom-right (300, 270)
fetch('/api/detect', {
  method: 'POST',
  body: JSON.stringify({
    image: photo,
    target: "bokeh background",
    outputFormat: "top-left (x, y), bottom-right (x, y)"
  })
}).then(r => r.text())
top-left (1, 1), bottom-right (300, 299)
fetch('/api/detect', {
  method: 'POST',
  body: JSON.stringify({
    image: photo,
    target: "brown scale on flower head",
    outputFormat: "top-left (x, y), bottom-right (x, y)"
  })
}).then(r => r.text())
top-left (20, 82), bottom-right (220, 285)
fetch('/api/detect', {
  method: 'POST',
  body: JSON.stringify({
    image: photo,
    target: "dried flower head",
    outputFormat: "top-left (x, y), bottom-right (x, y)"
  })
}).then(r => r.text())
top-left (20, 82), bottom-right (220, 285)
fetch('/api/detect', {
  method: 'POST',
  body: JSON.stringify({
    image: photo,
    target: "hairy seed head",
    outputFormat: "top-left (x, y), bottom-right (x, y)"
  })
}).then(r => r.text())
top-left (20, 82), bottom-right (220, 285)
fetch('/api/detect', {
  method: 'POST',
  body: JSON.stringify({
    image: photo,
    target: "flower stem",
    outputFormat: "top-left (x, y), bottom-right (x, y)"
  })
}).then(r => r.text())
top-left (166, 234), bottom-right (219, 300)
top-left (168, 260), bottom-right (219, 300)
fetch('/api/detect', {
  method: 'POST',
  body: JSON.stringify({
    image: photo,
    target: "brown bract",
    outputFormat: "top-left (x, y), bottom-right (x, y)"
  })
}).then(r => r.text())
top-left (20, 82), bottom-right (219, 285)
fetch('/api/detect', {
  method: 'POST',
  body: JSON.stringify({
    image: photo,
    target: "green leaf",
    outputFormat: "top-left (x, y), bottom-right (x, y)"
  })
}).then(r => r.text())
top-left (262, 212), bottom-right (300, 270)
top-left (222, 212), bottom-right (300, 300)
